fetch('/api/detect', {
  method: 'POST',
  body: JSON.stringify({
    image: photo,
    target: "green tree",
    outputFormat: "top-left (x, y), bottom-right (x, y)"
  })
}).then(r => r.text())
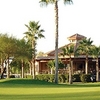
top-left (62, 44), bottom-right (74, 84)
top-left (10, 60), bottom-right (21, 74)
top-left (0, 34), bottom-right (17, 78)
top-left (14, 39), bottom-right (31, 78)
top-left (39, 0), bottom-right (73, 84)
top-left (47, 59), bottom-right (65, 74)
top-left (47, 60), bottom-right (55, 74)
top-left (91, 45), bottom-right (100, 82)
top-left (24, 21), bottom-right (45, 79)
top-left (76, 38), bottom-right (93, 74)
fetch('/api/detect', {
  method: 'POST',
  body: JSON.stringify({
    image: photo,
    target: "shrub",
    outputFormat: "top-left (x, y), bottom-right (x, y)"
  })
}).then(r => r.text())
top-left (49, 75), bottom-right (55, 82)
top-left (35, 74), bottom-right (67, 83)
top-left (26, 75), bottom-right (33, 79)
top-left (10, 75), bottom-right (15, 78)
top-left (80, 74), bottom-right (91, 83)
top-left (35, 74), bottom-right (53, 82)
top-left (58, 74), bottom-right (66, 83)
top-left (73, 74), bottom-right (81, 82)
top-left (35, 74), bottom-right (44, 80)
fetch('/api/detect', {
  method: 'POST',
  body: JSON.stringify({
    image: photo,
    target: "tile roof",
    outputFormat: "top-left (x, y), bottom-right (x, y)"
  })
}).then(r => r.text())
top-left (36, 33), bottom-right (87, 60)
top-left (67, 33), bottom-right (86, 40)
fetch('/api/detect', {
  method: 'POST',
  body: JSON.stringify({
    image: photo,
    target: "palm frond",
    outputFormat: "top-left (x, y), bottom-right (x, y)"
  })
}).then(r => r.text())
top-left (38, 33), bottom-right (45, 38)
top-left (64, 0), bottom-right (73, 5)
top-left (25, 24), bottom-right (32, 31)
top-left (39, 0), bottom-right (55, 7)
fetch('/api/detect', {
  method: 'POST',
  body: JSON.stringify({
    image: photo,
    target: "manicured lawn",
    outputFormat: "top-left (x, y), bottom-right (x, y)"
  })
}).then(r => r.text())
top-left (0, 79), bottom-right (100, 100)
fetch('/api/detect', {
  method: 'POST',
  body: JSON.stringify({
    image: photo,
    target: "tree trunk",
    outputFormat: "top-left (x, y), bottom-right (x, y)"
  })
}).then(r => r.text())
top-left (21, 59), bottom-right (24, 78)
top-left (30, 61), bottom-right (32, 75)
top-left (32, 40), bottom-right (36, 79)
top-left (96, 58), bottom-right (99, 82)
top-left (7, 56), bottom-right (10, 78)
top-left (0, 58), bottom-right (2, 74)
top-left (54, 0), bottom-right (59, 84)
top-left (71, 61), bottom-right (73, 75)
top-left (51, 68), bottom-right (54, 74)
top-left (1, 58), bottom-right (6, 79)
top-left (69, 58), bottom-right (73, 84)
top-left (0, 58), bottom-right (4, 79)
top-left (1, 67), bottom-right (6, 79)
top-left (33, 59), bottom-right (35, 79)
top-left (85, 56), bottom-right (88, 74)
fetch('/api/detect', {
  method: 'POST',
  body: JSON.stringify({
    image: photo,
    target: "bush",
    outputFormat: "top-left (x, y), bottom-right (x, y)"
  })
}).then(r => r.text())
top-left (80, 74), bottom-right (91, 83)
top-left (10, 75), bottom-right (15, 78)
top-left (58, 74), bottom-right (67, 83)
top-left (35, 74), bottom-right (67, 83)
top-left (35, 74), bottom-right (53, 82)
top-left (26, 75), bottom-right (33, 79)
top-left (73, 74), bottom-right (81, 82)
top-left (49, 75), bottom-right (55, 82)
top-left (35, 74), bottom-right (45, 80)
top-left (35, 74), bottom-right (94, 83)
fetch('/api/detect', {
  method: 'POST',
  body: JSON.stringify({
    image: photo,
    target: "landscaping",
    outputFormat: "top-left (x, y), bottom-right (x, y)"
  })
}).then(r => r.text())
top-left (0, 78), bottom-right (100, 100)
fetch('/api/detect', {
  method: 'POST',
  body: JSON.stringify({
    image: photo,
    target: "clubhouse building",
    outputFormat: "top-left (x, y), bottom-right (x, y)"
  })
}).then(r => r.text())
top-left (35, 33), bottom-right (100, 81)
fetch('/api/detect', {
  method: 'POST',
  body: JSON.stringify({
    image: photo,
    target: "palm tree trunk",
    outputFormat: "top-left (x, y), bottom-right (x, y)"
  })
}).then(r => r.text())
top-left (71, 61), bottom-right (73, 74)
top-left (96, 58), bottom-right (99, 81)
top-left (55, 0), bottom-right (59, 84)
top-left (33, 59), bottom-right (35, 79)
top-left (85, 56), bottom-right (88, 74)
top-left (51, 68), bottom-right (54, 74)
top-left (21, 59), bottom-right (24, 78)
top-left (32, 40), bottom-right (36, 79)
top-left (30, 61), bottom-right (32, 75)
top-left (7, 55), bottom-right (10, 78)
top-left (69, 57), bottom-right (73, 84)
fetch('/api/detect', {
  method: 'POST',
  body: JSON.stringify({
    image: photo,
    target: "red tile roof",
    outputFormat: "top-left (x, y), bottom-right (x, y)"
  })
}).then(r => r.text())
top-left (67, 33), bottom-right (86, 40)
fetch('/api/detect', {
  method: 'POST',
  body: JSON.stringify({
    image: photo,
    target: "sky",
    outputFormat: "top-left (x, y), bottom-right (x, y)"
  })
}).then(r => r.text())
top-left (0, 0), bottom-right (100, 53)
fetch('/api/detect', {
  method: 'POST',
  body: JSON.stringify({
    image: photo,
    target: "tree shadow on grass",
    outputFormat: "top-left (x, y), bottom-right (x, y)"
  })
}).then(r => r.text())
top-left (0, 79), bottom-right (58, 88)
top-left (0, 78), bottom-right (100, 88)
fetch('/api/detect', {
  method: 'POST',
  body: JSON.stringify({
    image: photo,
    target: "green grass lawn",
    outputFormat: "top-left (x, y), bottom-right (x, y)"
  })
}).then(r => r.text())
top-left (0, 79), bottom-right (100, 100)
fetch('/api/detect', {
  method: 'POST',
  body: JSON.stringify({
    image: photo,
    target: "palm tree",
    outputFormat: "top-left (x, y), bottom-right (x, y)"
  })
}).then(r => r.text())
top-left (39, 0), bottom-right (73, 84)
top-left (76, 38), bottom-right (93, 74)
top-left (24, 21), bottom-right (45, 79)
top-left (47, 60), bottom-right (55, 74)
top-left (91, 45), bottom-right (100, 82)
top-left (47, 59), bottom-right (65, 75)
top-left (62, 44), bottom-right (74, 84)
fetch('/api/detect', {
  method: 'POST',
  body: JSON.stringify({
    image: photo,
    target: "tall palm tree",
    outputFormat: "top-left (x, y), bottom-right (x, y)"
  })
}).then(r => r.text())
top-left (39, 0), bottom-right (73, 84)
top-left (24, 21), bottom-right (45, 79)
top-left (62, 44), bottom-right (74, 84)
top-left (91, 45), bottom-right (100, 82)
top-left (76, 38), bottom-right (93, 74)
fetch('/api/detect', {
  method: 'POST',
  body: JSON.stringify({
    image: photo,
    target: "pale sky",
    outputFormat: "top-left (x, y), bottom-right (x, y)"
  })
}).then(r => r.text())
top-left (0, 0), bottom-right (100, 53)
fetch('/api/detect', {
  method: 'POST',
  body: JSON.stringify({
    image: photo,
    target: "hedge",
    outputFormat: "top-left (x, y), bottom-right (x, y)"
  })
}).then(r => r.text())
top-left (26, 74), bottom-right (93, 83)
